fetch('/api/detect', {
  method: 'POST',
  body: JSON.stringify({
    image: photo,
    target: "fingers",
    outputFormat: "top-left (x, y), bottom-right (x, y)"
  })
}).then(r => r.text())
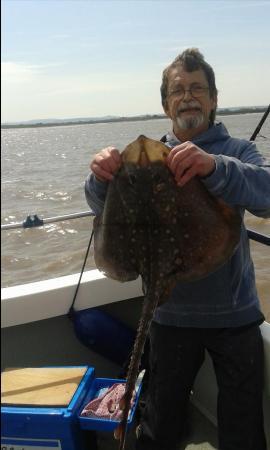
top-left (167, 143), bottom-right (191, 175)
top-left (166, 142), bottom-right (188, 167)
top-left (176, 165), bottom-right (197, 186)
top-left (166, 142), bottom-right (215, 186)
top-left (90, 162), bottom-right (114, 181)
top-left (90, 146), bottom-right (122, 182)
top-left (104, 147), bottom-right (122, 167)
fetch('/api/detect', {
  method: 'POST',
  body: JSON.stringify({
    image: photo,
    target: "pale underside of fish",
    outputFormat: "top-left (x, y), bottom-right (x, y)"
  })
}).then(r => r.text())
top-left (93, 135), bottom-right (241, 450)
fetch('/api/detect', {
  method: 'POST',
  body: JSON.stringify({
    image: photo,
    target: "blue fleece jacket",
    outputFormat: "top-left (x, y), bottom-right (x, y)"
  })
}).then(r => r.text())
top-left (85, 123), bottom-right (270, 328)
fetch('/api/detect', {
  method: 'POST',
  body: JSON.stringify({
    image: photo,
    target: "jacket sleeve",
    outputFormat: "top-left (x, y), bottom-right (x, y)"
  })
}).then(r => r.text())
top-left (84, 173), bottom-right (108, 216)
top-left (202, 141), bottom-right (270, 218)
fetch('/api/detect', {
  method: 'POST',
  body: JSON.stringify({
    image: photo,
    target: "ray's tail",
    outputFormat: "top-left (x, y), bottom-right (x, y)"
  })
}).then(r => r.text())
top-left (114, 289), bottom-right (159, 450)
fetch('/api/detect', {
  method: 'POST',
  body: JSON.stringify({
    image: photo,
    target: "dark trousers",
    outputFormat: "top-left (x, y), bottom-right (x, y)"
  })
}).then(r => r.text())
top-left (136, 321), bottom-right (267, 450)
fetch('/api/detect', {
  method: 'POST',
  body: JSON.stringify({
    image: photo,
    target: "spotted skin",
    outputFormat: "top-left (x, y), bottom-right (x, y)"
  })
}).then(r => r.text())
top-left (93, 135), bottom-right (241, 450)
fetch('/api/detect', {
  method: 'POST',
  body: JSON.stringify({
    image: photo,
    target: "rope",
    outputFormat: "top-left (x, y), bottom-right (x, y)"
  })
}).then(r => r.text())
top-left (249, 104), bottom-right (270, 141)
top-left (68, 228), bottom-right (94, 317)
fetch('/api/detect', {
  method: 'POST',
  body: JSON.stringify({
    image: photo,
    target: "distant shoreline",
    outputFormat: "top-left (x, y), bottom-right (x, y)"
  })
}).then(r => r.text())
top-left (1, 106), bottom-right (267, 130)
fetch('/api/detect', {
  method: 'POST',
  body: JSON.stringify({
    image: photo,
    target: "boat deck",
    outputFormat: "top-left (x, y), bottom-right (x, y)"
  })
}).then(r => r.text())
top-left (94, 402), bottom-right (218, 450)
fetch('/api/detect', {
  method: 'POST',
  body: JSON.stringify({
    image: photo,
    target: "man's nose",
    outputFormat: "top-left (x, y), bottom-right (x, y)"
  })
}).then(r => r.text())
top-left (182, 89), bottom-right (193, 100)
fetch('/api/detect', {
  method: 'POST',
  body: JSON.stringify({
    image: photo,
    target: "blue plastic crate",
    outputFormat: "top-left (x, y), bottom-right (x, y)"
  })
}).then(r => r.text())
top-left (1, 366), bottom-right (95, 450)
top-left (1, 367), bottom-right (143, 449)
top-left (79, 377), bottom-right (142, 432)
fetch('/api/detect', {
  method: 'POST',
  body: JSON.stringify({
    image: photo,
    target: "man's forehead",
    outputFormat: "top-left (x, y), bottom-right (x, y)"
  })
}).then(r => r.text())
top-left (168, 66), bottom-right (208, 85)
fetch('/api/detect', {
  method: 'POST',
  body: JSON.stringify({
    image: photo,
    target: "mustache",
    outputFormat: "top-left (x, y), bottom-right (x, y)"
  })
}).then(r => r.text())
top-left (177, 102), bottom-right (202, 113)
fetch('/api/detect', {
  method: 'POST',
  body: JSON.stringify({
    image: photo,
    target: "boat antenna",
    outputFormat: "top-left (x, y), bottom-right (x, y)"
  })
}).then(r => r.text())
top-left (68, 228), bottom-right (94, 318)
top-left (249, 104), bottom-right (270, 141)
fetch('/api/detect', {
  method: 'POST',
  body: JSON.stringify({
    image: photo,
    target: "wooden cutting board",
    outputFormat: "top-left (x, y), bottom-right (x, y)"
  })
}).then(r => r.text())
top-left (1, 367), bottom-right (87, 406)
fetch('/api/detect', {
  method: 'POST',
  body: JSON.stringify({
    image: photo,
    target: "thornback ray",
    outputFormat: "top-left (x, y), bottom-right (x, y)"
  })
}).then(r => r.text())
top-left (93, 135), bottom-right (241, 450)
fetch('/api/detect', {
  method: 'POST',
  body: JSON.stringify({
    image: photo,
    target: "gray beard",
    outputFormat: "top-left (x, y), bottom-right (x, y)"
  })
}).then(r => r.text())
top-left (176, 112), bottom-right (205, 130)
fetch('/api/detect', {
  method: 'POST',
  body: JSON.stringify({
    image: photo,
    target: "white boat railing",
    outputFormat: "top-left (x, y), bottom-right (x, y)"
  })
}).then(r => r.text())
top-left (1, 210), bottom-right (95, 230)
top-left (1, 211), bottom-right (270, 245)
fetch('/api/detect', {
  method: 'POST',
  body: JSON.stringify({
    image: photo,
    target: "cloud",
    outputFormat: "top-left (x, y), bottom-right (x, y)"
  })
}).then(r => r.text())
top-left (2, 59), bottom-right (154, 97)
top-left (1, 61), bottom-right (42, 83)
top-left (1, 61), bottom-right (69, 84)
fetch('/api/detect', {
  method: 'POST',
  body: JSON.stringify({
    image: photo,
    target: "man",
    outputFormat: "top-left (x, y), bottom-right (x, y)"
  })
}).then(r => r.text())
top-left (85, 49), bottom-right (270, 450)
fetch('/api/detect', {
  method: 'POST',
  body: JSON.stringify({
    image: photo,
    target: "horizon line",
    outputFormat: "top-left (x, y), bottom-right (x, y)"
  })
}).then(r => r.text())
top-left (2, 105), bottom-right (268, 128)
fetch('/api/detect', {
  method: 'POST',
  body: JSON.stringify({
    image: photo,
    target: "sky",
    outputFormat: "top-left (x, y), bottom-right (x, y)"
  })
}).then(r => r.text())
top-left (2, 0), bottom-right (270, 123)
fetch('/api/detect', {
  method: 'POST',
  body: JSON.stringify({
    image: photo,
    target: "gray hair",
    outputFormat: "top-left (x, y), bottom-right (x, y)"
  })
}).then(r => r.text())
top-left (161, 48), bottom-right (218, 124)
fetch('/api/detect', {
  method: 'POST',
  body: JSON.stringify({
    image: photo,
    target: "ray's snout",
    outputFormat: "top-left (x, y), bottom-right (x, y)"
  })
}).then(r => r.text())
top-left (122, 135), bottom-right (170, 166)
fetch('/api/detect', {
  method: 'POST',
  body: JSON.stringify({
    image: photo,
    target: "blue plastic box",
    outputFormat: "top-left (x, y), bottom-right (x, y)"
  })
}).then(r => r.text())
top-left (1, 367), bottom-right (142, 450)
top-left (1, 366), bottom-right (95, 450)
top-left (79, 377), bottom-right (142, 432)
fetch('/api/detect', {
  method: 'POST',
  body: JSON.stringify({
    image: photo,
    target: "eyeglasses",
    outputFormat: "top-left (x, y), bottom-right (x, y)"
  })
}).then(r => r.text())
top-left (168, 85), bottom-right (209, 99)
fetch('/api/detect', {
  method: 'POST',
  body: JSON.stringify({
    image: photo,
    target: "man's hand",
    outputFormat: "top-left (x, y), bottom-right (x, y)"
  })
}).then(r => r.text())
top-left (166, 141), bottom-right (216, 186)
top-left (90, 147), bottom-right (122, 182)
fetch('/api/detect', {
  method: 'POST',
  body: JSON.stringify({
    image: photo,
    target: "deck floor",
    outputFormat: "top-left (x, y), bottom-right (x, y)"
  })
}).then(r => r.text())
top-left (94, 403), bottom-right (218, 450)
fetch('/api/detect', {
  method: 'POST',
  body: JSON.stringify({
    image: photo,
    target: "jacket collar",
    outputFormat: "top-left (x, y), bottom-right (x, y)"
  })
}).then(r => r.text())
top-left (164, 122), bottom-right (230, 148)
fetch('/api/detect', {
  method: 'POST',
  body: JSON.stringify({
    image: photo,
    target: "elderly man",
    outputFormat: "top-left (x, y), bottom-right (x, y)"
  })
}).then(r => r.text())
top-left (85, 49), bottom-right (270, 450)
